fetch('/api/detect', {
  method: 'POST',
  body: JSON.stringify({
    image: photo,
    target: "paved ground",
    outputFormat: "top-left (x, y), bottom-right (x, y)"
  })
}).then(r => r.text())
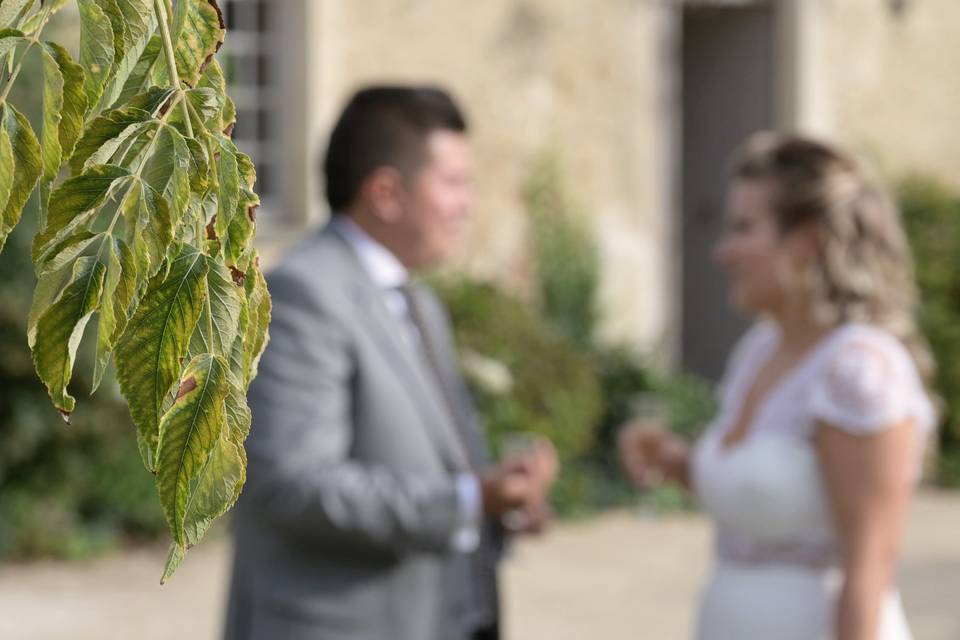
top-left (0, 490), bottom-right (957, 640)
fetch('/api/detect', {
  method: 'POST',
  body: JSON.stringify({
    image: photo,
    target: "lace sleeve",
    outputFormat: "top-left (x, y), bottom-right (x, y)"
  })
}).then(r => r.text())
top-left (810, 329), bottom-right (916, 435)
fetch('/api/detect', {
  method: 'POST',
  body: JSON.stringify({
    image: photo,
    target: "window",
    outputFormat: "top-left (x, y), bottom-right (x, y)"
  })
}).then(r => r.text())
top-left (221, 0), bottom-right (274, 202)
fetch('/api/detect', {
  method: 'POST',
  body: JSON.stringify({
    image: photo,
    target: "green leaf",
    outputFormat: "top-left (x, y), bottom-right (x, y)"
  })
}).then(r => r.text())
top-left (33, 164), bottom-right (130, 266)
top-left (115, 0), bottom-right (153, 54)
top-left (172, 0), bottom-right (224, 87)
top-left (116, 245), bottom-right (209, 470)
top-left (28, 254), bottom-right (75, 348)
top-left (161, 542), bottom-right (185, 585)
top-left (184, 136), bottom-right (209, 196)
top-left (71, 108), bottom-right (152, 174)
top-left (0, 28), bottom-right (25, 58)
top-left (94, 0), bottom-right (126, 68)
top-left (197, 59), bottom-right (229, 131)
top-left (93, 235), bottom-right (139, 391)
top-left (144, 124), bottom-right (190, 226)
top-left (0, 118), bottom-right (14, 223)
top-left (224, 373), bottom-right (251, 445)
top-left (42, 42), bottom-right (88, 163)
top-left (97, 0), bottom-right (157, 112)
top-left (213, 135), bottom-right (239, 239)
top-left (36, 229), bottom-right (100, 278)
top-left (39, 42), bottom-right (64, 186)
top-left (31, 256), bottom-right (106, 416)
top-left (78, 0), bottom-right (116, 108)
top-left (1, 104), bottom-right (41, 253)
top-left (86, 120), bottom-right (156, 172)
top-left (204, 256), bottom-right (242, 357)
top-left (155, 352), bottom-right (228, 545)
top-left (185, 87), bottom-right (222, 124)
top-left (181, 375), bottom-right (247, 546)
top-left (18, 9), bottom-right (44, 34)
top-left (242, 259), bottom-right (270, 386)
top-left (115, 34), bottom-right (162, 107)
top-left (71, 87), bottom-right (174, 172)
top-left (0, 1), bottom-right (32, 30)
top-left (119, 178), bottom-right (173, 278)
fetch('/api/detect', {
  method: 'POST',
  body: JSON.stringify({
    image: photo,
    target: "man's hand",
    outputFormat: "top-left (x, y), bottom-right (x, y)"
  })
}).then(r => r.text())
top-left (480, 463), bottom-right (534, 518)
top-left (482, 437), bottom-right (560, 534)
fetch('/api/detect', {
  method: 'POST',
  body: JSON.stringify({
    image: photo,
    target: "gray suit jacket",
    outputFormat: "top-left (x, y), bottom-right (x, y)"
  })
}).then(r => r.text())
top-left (224, 224), bottom-right (500, 640)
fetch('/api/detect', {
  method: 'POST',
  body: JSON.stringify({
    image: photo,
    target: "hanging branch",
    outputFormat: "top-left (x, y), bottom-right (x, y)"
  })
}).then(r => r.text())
top-left (0, 0), bottom-right (271, 583)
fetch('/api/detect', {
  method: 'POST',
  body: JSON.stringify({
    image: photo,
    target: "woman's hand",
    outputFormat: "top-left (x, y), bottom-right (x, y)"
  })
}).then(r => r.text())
top-left (617, 422), bottom-right (691, 490)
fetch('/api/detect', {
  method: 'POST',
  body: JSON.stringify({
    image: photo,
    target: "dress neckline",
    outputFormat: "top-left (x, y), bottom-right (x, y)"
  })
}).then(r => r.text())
top-left (719, 322), bottom-right (842, 453)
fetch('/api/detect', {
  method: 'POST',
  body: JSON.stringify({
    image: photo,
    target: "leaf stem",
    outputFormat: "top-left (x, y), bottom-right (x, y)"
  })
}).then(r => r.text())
top-left (153, 0), bottom-right (193, 139)
top-left (0, 2), bottom-right (54, 105)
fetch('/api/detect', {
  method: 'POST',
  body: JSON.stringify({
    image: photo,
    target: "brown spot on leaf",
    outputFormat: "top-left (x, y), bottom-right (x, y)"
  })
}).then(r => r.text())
top-left (176, 376), bottom-right (198, 399)
top-left (247, 203), bottom-right (258, 222)
top-left (206, 217), bottom-right (218, 241)
top-left (223, 122), bottom-right (235, 138)
top-left (158, 95), bottom-right (174, 118)
top-left (230, 267), bottom-right (246, 287)
top-left (59, 410), bottom-right (72, 425)
top-left (197, 0), bottom-right (226, 80)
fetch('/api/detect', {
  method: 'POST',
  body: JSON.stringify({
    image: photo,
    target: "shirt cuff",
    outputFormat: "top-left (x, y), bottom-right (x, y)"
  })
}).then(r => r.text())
top-left (450, 473), bottom-right (482, 553)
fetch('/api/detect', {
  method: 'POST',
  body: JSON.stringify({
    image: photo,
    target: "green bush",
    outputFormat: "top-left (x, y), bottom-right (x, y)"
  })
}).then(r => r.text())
top-left (0, 206), bottom-right (165, 560)
top-left (899, 176), bottom-right (960, 486)
top-left (437, 279), bottom-right (603, 462)
top-left (523, 149), bottom-right (600, 348)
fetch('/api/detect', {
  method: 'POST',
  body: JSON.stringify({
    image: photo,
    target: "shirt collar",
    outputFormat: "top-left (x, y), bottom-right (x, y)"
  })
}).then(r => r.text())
top-left (331, 215), bottom-right (409, 290)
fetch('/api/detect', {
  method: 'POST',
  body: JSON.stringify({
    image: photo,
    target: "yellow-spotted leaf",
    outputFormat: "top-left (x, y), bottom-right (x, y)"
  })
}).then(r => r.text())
top-left (96, 0), bottom-right (126, 64)
top-left (32, 164), bottom-right (130, 266)
top-left (1, 104), bottom-right (41, 253)
top-left (213, 135), bottom-right (239, 239)
top-left (144, 124), bottom-right (190, 226)
top-left (0, 1), bottom-right (32, 30)
top-left (97, 0), bottom-right (156, 112)
top-left (0, 118), bottom-right (14, 223)
top-left (78, 0), bottom-right (115, 108)
top-left (115, 34), bottom-right (162, 107)
top-left (204, 256), bottom-right (242, 357)
top-left (71, 87), bottom-right (173, 173)
top-left (118, 177), bottom-right (173, 280)
top-left (180, 378), bottom-right (247, 547)
top-left (241, 259), bottom-right (270, 387)
top-left (42, 43), bottom-right (88, 164)
top-left (171, 0), bottom-right (224, 88)
top-left (116, 245), bottom-right (208, 470)
top-left (26, 231), bottom-right (101, 351)
top-left (93, 235), bottom-right (139, 391)
top-left (160, 541), bottom-right (185, 585)
top-left (31, 256), bottom-right (106, 417)
top-left (155, 352), bottom-right (228, 545)
top-left (0, 28), bottom-right (25, 59)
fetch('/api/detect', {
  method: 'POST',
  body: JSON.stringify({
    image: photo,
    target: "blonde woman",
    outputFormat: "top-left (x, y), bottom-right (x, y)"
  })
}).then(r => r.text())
top-left (619, 133), bottom-right (936, 639)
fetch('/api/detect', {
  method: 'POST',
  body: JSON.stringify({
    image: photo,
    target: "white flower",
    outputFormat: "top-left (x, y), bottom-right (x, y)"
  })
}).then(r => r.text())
top-left (460, 348), bottom-right (514, 396)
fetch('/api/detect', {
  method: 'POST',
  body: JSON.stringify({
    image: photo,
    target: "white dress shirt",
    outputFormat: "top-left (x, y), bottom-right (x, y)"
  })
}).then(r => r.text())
top-left (331, 215), bottom-right (481, 553)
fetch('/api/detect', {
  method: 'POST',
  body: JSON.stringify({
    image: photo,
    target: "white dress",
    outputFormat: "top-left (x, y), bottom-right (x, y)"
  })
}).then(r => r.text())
top-left (692, 322), bottom-right (935, 640)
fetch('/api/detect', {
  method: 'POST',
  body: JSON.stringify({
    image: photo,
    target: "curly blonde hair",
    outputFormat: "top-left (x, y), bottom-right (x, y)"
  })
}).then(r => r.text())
top-left (730, 132), bottom-right (935, 388)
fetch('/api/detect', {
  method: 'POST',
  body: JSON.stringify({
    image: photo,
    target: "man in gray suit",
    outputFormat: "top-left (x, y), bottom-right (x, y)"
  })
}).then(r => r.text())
top-left (224, 86), bottom-right (557, 640)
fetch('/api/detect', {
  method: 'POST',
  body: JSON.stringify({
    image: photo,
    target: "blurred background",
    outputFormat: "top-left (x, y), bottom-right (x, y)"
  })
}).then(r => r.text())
top-left (2, 0), bottom-right (959, 638)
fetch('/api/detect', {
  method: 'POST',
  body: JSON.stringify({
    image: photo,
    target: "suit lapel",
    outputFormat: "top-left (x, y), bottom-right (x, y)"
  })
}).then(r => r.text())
top-left (324, 226), bottom-right (471, 472)
top-left (406, 284), bottom-right (490, 470)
